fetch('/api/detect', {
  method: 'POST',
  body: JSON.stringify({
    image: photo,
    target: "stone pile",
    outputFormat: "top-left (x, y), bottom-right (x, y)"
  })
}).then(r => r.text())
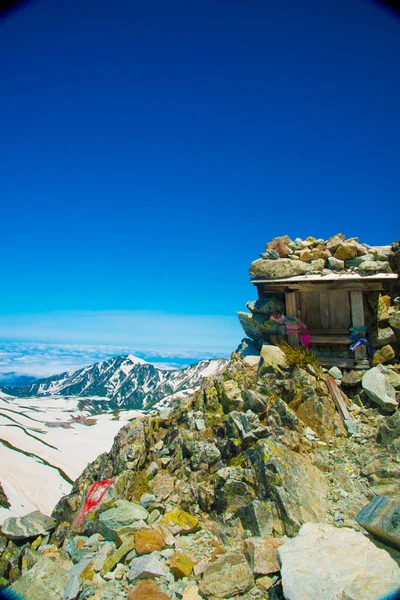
top-left (1, 345), bottom-right (400, 598)
top-left (249, 233), bottom-right (396, 279)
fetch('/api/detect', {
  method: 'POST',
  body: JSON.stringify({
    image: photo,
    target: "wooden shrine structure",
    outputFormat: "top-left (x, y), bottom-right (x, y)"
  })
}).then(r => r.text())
top-left (251, 272), bottom-right (398, 368)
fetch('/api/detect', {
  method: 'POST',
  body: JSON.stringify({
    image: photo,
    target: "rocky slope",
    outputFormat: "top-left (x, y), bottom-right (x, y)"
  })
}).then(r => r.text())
top-left (1, 340), bottom-right (400, 599)
top-left (0, 355), bottom-right (229, 412)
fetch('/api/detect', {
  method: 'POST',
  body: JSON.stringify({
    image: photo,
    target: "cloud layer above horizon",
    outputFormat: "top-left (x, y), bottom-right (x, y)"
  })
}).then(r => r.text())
top-left (0, 310), bottom-right (243, 378)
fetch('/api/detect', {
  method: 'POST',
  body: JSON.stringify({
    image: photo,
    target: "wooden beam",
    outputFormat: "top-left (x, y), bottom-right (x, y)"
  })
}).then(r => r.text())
top-left (350, 290), bottom-right (367, 363)
top-left (285, 292), bottom-right (299, 346)
top-left (326, 375), bottom-right (351, 421)
top-left (311, 335), bottom-right (352, 345)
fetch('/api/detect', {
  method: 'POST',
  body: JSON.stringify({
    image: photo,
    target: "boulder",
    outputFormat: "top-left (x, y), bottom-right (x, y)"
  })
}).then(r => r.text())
top-left (242, 389), bottom-right (268, 413)
top-left (249, 258), bottom-right (325, 279)
top-left (169, 552), bottom-right (194, 578)
top-left (334, 242), bottom-right (358, 260)
top-left (128, 554), bottom-right (167, 581)
top-left (190, 441), bottom-right (221, 470)
top-left (128, 580), bottom-right (171, 600)
top-left (389, 310), bottom-right (400, 341)
top-left (214, 467), bottom-right (256, 514)
top-left (199, 553), bottom-right (254, 599)
top-left (100, 537), bottom-right (137, 575)
top-left (99, 501), bottom-right (149, 540)
top-left (1, 510), bottom-right (55, 540)
top-left (341, 370), bottom-right (364, 387)
top-left (247, 439), bottom-right (330, 536)
top-left (11, 556), bottom-right (69, 600)
top-left (278, 522), bottom-right (400, 600)
top-left (244, 536), bottom-right (284, 575)
top-left (158, 509), bottom-right (201, 535)
top-left (237, 312), bottom-right (265, 342)
top-left (182, 585), bottom-right (201, 600)
top-left (377, 411), bottom-right (400, 447)
top-left (356, 496), bottom-right (400, 550)
top-left (370, 327), bottom-right (397, 348)
top-left (372, 344), bottom-right (396, 366)
top-left (260, 344), bottom-right (288, 369)
top-left (235, 499), bottom-right (276, 537)
top-left (377, 365), bottom-right (400, 388)
top-left (328, 366), bottom-right (342, 380)
top-left (326, 235), bottom-right (345, 252)
top-left (246, 296), bottom-right (284, 316)
top-left (135, 529), bottom-right (165, 555)
top-left (362, 367), bottom-right (398, 412)
top-left (359, 260), bottom-right (390, 273)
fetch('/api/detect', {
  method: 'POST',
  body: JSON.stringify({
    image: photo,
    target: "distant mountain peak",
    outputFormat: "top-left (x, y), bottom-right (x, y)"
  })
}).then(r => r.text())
top-left (125, 354), bottom-right (148, 365)
top-left (0, 354), bottom-right (229, 412)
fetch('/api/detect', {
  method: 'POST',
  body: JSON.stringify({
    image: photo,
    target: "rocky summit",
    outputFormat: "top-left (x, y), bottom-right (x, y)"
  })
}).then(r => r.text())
top-left (0, 234), bottom-right (400, 599)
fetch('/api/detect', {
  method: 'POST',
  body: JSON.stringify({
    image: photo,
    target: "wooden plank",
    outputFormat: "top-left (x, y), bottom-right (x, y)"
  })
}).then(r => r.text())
top-left (309, 328), bottom-right (349, 335)
top-left (311, 335), bottom-right (351, 345)
top-left (326, 375), bottom-right (351, 421)
top-left (350, 290), bottom-right (367, 362)
top-left (298, 291), bottom-right (307, 322)
top-left (318, 357), bottom-right (368, 369)
top-left (328, 290), bottom-right (351, 329)
top-left (285, 292), bottom-right (299, 346)
top-left (255, 282), bottom-right (383, 292)
top-left (319, 291), bottom-right (330, 329)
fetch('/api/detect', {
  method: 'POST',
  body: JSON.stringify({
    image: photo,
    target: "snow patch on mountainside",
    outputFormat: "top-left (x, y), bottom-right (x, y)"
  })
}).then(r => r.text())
top-left (0, 394), bottom-right (144, 523)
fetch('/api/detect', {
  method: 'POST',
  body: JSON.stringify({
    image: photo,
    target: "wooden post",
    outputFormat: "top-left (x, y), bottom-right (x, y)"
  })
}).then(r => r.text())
top-left (350, 290), bottom-right (367, 362)
top-left (285, 292), bottom-right (299, 346)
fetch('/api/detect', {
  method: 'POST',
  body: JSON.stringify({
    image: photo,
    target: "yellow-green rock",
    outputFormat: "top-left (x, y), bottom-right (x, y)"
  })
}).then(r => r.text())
top-left (169, 552), bottom-right (194, 578)
top-left (101, 537), bottom-right (136, 575)
top-left (372, 345), bottom-right (395, 366)
top-left (159, 509), bottom-right (201, 535)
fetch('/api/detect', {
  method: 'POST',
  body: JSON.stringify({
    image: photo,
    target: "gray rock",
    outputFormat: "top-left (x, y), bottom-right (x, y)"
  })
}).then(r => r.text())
top-left (2, 510), bottom-right (55, 540)
top-left (378, 411), bottom-right (400, 447)
top-left (260, 344), bottom-right (288, 369)
top-left (242, 388), bottom-right (268, 413)
top-left (247, 439), bottom-right (330, 536)
top-left (249, 258), bottom-right (325, 279)
top-left (328, 366), bottom-right (342, 380)
top-left (128, 554), bottom-right (167, 581)
top-left (389, 311), bottom-right (400, 341)
top-left (371, 327), bottom-right (397, 348)
top-left (11, 556), bottom-right (69, 600)
top-left (246, 296), bottom-right (285, 316)
top-left (244, 536), bottom-right (284, 575)
top-left (214, 467), bottom-right (256, 514)
top-left (99, 501), bottom-right (149, 540)
top-left (327, 256), bottom-right (344, 270)
top-left (65, 557), bottom-right (95, 600)
top-left (358, 260), bottom-right (391, 273)
top-left (190, 442), bottom-right (221, 469)
top-left (140, 493), bottom-right (156, 508)
top-left (377, 365), bottom-right (400, 388)
top-left (194, 418), bottom-right (205, 431)
top-left (362, 367), bottom-right (398, 412)
top-left (237, 312), bottom-right (265, 342)
top-left (235, 500), bottom-right (275, 536)
top-left (92, 541), bottom-right (116, 572)
top-left (278, 522), bottom-right (400, 600)
top-left (357, 495), bottom-right (400, 550)
top-left (199, 553), bottom-right (254, 598)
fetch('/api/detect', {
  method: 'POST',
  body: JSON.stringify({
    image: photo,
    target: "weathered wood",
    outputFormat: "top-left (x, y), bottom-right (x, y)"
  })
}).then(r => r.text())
top-left (311, 335), bottom-right (352, 345)
top-left (319, 291), bottom-right (330, 329)
top-left (328, 291), bottom-right (351, 329)
top-left (350, 290), bottom-right (367, 362)
top-left (326, 375), bottom-right (351, 421)
top-left (285, 292), bottom-right (299, 346)
top-left (309, 328), bottom-right (349, 335)
top-left (318, 356), bottom-right (369, 369)
top-left (256, 282), bottom-right (384, 293)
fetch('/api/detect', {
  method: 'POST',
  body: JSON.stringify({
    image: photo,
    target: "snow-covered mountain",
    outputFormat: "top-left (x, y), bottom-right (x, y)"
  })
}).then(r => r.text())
top-left (0, 354), bottom-right (229, 411)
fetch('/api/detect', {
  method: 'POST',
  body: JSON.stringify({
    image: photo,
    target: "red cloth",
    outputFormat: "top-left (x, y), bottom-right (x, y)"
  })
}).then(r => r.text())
top-left (72, 478), bottom-right (115, 529)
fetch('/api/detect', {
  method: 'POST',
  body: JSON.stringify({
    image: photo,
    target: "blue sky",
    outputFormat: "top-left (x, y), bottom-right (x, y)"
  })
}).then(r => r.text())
top-left (1, 0), bottom-right (399, 374)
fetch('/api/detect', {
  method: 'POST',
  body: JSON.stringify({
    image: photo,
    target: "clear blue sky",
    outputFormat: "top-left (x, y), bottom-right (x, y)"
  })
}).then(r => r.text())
top-left (1, 0), bottom-right (399, 357)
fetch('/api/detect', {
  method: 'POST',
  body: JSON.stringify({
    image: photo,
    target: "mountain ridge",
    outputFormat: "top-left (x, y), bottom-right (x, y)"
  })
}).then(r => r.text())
top-left (0, 354), bottom-right (229, 411)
